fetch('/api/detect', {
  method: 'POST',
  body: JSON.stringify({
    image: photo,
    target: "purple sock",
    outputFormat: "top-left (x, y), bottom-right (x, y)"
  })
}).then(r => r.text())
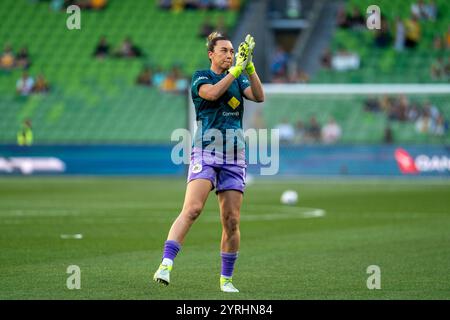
top-left (162, 240), bottom-right (181, 261)
top-left (221, 252), bottom-right (238, 278)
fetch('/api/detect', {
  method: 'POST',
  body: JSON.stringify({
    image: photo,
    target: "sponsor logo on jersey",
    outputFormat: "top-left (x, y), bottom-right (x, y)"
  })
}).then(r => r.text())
top-left (227, 96), bottom-right (240, 109)
top-left (223, 111), bottom-right (240, 117)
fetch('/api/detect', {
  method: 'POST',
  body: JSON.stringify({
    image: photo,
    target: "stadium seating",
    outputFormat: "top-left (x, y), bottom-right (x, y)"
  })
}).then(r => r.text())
top-left (312, 0), bottom-right (450, 84)
top-left (262, 0), bottom-right (450, 145)
top-left (0, 0), bottom-right (240, 143)
top-left (262, 93), bottom-right (450, 144)
top-left (1, 0), bottom-right (447, 145)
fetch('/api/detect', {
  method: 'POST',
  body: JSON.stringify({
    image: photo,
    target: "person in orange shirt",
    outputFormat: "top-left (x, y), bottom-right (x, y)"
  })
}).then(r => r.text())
top-left (90, 0), bottom-right (107, 10)
top-left (161, 70), bottom-right (177, 92)
top-left (0, 44), bottom-right (15, 71)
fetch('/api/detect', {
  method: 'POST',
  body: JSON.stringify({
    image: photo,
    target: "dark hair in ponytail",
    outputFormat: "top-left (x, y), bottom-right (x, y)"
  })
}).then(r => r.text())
top-left (206, 31), bottom-right (229, 53)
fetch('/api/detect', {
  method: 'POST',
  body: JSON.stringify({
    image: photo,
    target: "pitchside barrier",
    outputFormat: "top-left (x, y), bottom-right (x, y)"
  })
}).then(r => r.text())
top-left (1, 85), bottom-right (449, 177)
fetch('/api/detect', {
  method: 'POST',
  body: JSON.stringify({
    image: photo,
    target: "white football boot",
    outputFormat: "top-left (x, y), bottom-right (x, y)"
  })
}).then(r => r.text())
top-left (220, 276), bottom-right (239, 293)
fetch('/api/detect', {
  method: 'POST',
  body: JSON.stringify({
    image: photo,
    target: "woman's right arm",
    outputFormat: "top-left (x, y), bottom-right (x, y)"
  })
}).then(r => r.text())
top-left (198, 73), bottom-right (236, 101)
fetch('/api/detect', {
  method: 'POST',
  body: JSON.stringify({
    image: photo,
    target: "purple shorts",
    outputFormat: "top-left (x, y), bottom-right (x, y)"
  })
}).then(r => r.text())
top-left (187, 150), bottom-right (246, 194)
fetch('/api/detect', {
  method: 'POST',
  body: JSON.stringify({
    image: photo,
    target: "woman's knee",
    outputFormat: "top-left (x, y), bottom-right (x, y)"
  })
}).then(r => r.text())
top-left (182, 203), bottom-right (203, 222)
top-left (222, 211), bottom-right (240, 233)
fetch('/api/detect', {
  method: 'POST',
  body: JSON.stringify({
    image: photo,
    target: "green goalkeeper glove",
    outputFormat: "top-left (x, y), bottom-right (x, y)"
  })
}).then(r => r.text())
top-left (244, 34), bottom-right (256, 75)
top-left (229, 41), bottom-right (249, 79)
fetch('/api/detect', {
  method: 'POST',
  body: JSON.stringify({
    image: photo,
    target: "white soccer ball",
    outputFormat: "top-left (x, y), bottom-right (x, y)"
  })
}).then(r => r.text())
top-left (281, 190), bottom-right (298, 205)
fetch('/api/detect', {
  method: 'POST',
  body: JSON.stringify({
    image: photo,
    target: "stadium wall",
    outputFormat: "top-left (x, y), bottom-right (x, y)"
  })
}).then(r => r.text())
top-left (1, 145), bottom-right (449, 177)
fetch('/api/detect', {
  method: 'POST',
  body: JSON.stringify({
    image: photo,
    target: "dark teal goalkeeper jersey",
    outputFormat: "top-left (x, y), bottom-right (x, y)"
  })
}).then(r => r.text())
top-left (191, 69), bottom-right (250, 152)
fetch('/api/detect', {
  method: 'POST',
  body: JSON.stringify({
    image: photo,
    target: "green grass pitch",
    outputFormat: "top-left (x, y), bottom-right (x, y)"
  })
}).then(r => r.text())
top-left (0, 177), bottom-right (449, 300)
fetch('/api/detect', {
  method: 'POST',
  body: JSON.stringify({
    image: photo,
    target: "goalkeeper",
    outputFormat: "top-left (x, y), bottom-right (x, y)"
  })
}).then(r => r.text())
top-left (153, 32), bottom-right (264, 293)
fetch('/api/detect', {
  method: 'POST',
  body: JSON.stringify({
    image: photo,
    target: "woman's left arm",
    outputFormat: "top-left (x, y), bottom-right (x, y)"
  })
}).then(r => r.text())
top-left (244, 71), bottom-right (265, 103)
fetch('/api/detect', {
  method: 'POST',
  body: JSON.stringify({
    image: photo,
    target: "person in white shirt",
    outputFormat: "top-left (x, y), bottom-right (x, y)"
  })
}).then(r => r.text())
top-left (321, 118), bottom-right (342, 144)
top-left (16, 72), bottom-right (34, 96)
top-left (275, 119), bottom-right (295, 143)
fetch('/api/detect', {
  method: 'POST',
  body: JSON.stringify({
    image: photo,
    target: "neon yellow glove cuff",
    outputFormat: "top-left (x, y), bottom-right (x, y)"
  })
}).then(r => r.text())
top-left (229, 66), bottom-right (243, 79)
top-left (246, 61), bottom-right (255, 75)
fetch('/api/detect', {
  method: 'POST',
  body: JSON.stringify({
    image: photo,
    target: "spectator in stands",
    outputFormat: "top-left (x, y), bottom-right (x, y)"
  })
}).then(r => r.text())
top-left (159, 0), bottom-right (172, 10)
top-left (214, 0), bottom-right (229, 10)
top-left (364, 96), bottom-right (381, 113)
top-left (161, 70), bottom-right (177, 92)
top-left (294, 119), bottom-right (305, 144)
top-left (379, 95), bottom-right (393, 113)
top-left (197, 0), bottom-right (212, 10)
top-left (270, 47), bottom-right (289, 83)
top-left (0, 44), bottom-right (15, 71)
top-left (152, 66), bottom-right (167, 88)
top-left (320, 48), bottom-right (332, 69)
top-left (16, 47), bottom-right (31, 70)
top-left (424, 0), bottom-right (437, 21)
top-left (161, 65), bottom-right (187, 94)
top-left (93, 36), bottom-right (110, 59)
top-left (374, 19), bottom-right (392, 48)
top-left (65, 0), bottom-right (108, 10)
top-left (184, 0), bottom-right (199, 10)
top-left (383, 124), bottom-right (394, 144)
top-left (331, 47), bottom-right (360, 71)
top-left (114, 37), bottom-right (143, 58)
top-left (336, 5), bottom-right (351, 29)
top-left (425, 101), bottom-right (440, 121)
top-left (445, 56), bottom-right (450, 78)
top-left (229, 0), bottom-right (241, 11)
top-left (275, 119), bottom-right (295, 144)
top-left (337, 5), bottom-right (365, 29)
top-left (136, 66), bottom-right (153, 86)
top-left (172, 0), bottom-right (185, 12)
top-left (434, 115), bottom-right (448, 136)
top-left (89, 0), bottom-right (108, 10)
top-left (433, 35), bottom-right (444, 50)
top-left (199, 16), bottom-right (215, 38)
top-left (407, 104), bottom-right (420, 121)
top-left (404, 15), bottom-right (421, 48)
top-left (51, 0), bottom-right (65, 11)
top-left (394, 17), bottom-right (405, 52)
top-left (33, 74), bottom-right (50, 94)
top-left (396, 95), bottom-right (409, 122)
top-left (17, 119), bottom-right (33, 147)
top-left (411, 0), bottom-right (427, 20)
top-left (305, 116), bottom-right (321, 143)
top-left (50, 0), bottom-right (68, 11)
top-left (415, 109), bottom-right (434, 134)
top-left (173, 65), bottom-right (189, 94)
top-left (348, 6), bottom-right (365, 29)
top-left (321, 118), bottom-right (342, 144)
top-left (336, 5), bottom-right (348, 28)
top-left (159, 0), bottom-right (238, 11)
top-left (16, 72), bottom-right (34, 96)
top-left (430, 57), bottom-right (445, 80)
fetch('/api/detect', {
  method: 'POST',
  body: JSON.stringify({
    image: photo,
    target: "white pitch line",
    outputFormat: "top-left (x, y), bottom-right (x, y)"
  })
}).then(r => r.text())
top-left (202, 207), bottom-right (326, 222)
top-left (0, 205), bottom-right (326, 224)
top-left (60, 234), bottom-right (83, 240)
